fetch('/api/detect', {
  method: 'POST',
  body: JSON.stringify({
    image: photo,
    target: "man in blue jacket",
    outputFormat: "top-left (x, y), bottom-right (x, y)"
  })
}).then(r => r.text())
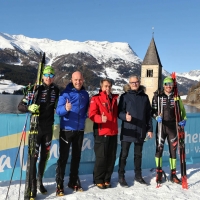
top-left (118, 75), bottom-right (153, 187)
top-left (55, 71), bottom-right (89, 196)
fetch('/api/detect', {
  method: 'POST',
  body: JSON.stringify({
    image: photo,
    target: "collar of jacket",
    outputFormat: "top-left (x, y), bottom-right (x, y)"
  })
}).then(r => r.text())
top-left (157, 90), bottom-right (174, 97)
top-left (98, 90), bottom-right (119, 99)
top-left (66, 82), bottom-right (85, 92)
top-left (128, 86), bottom-right (144, 95)
top-left (42, 82), bottom-right (54, 89)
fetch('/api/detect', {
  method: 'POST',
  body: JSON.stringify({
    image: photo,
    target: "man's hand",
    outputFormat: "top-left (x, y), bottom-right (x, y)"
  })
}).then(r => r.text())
top-left (126, 112), bottom-right (132, 122)
top-left (28, 104), bottom-right (40, 113)
top-left (101, 112), bottom-right (107, 123)
top-left (147, 131), bottom-right (153, 138)
top-left (65, 99), bottom-right (72, 111)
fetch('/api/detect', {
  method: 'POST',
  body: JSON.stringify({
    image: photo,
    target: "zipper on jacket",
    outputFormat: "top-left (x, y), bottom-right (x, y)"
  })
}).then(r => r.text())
top-left (77, 92), bottom-right (80, 130)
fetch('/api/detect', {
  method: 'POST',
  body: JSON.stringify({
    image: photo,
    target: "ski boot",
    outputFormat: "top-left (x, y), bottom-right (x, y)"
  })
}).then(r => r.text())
top-left (156, 167), bottom-right (163, 184)
top-left (170, 169), bottom-right (181, 185)
top-left (68, 176), bottom-right (83, 192)
top-left (156, 167), bottom-right (168, 187)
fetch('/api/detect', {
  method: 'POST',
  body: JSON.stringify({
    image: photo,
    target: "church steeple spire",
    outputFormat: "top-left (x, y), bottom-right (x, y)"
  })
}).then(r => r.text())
top-left (142, 37), bottom-right (162, 66)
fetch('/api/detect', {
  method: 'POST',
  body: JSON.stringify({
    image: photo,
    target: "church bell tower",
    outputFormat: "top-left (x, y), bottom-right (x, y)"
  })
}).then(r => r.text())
top-left (140, 37), bottom-right (163, 103)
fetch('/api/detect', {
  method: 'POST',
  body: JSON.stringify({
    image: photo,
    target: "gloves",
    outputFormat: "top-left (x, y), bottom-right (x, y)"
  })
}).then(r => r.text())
top-left (178, 120), bottom-right (186, 127)
top-left (28, 104), bottom-right (40, 113)
top-left (156, 116), bottom-right (162, 123)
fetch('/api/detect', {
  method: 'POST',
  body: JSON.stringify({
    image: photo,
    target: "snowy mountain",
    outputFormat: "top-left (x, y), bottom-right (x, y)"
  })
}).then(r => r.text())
top-left (0, 32), bottom-right (198, 94)
top-left (0, 32), bottom-right (141, 65)
top-left (177, 70), bottom-right (200, 82)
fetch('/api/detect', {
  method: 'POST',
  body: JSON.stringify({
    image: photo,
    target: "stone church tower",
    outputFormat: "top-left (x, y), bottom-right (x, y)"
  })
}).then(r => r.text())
top-left (140, 37), bottom-right (163, 103)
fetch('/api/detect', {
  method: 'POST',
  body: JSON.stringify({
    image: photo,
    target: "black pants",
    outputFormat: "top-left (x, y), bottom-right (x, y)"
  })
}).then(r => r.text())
top-left (56, 129), bottom-right (84, 184)
top-left (118, 141), bottom-right (143, 178)
top-left (155, 123), bottom-right (177, 159)
top-left (30, 125), bottom-right (53, 182)
top-left (93, 134), bottom-right (117, 184)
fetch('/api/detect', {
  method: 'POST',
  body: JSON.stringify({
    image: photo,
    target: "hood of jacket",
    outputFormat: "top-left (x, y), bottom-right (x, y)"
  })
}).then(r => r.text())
top-left (123, 84), bottom-right (146, 94)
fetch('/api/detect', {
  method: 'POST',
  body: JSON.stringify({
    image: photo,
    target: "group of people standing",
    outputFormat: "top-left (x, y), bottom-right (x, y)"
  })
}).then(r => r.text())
top-left (18, 66), bottom-right (187, 199)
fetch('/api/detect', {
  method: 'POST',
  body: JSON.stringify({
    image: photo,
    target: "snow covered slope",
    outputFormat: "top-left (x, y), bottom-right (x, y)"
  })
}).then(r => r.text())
top-left (0, 32), bottom-right (141, 65)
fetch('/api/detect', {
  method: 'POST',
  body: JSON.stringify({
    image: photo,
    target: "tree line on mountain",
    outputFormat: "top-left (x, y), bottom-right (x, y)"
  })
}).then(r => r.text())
top-left (0, 61), bottom-right (194, 96)
top-left (0, 62), bottom-right (104, 94)
top-left (0, 62), bottom-right (37, 85)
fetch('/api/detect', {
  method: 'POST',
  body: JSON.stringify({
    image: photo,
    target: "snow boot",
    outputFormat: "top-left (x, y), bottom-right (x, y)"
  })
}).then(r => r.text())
top-left (118, 175), bottom-right (128, 188)
top-left (37, 179), bottom-right (47, 194)
top-left (134, 176), bottom-right (147, 185)
top-left (95, 183), bottom-right (106, 189)
top-left (56, 179), bottom-right (64, 196)
top-left (68, 176), bottom-right (83, 192)
top-left (29, 179), bottom-right (37, 199)
top-left (104, 181), bottom-right (111, 188)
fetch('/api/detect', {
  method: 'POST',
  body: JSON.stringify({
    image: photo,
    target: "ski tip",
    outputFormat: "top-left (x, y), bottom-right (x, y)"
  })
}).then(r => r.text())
top-left (171, 72), bottom-right (176, 79)
top-left (156, 183), bottom-right (161, 188)
top-left (42, 52), bottom-right (46, 63)
top-left (182, 176), bottom-right (188, 189)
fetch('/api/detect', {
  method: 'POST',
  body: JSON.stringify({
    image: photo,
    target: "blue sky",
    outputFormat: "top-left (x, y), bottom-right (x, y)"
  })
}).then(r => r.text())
top-left (0, 0), bottom-right (200, 73)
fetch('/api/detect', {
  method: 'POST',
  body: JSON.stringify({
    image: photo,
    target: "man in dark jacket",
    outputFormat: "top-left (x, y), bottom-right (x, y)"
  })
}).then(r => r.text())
top-left (55, 71), bottom-right (89, 196)
top-left (18, 66), bottom-right (59, 199)
top-left (118, 75), bottom-right (153, 187)
top-left (89, 78), bottom-right (118, 189)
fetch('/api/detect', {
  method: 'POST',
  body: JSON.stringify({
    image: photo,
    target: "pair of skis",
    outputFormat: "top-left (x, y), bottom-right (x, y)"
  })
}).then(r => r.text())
top-left (24, 53), bottom-right (46, 200)
top-left (171, 72), bottom-right (188, 189)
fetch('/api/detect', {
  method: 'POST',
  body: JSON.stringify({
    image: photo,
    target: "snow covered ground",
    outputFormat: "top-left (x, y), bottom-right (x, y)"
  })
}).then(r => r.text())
top-left (1, 163), bottom-right (200, 200)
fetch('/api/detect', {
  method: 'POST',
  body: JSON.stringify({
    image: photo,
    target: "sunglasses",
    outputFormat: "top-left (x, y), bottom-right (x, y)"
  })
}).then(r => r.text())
top-left (164, 82), bottom-right (173, 86)
top-left (129, 81), bottom-right (139, 85)
top-left (43, 74), bottom-right (54, 78)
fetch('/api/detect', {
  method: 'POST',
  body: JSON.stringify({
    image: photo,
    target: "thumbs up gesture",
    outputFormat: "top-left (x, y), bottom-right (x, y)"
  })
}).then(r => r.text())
top-left (65, 99), bottom-right (72, 111)
top-left (101, 112), bottom-right (107, 123)
top-left (126, 112), bottom-right (132, 122)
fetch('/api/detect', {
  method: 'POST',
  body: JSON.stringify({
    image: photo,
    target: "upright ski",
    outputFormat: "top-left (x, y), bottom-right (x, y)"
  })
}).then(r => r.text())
top-left (171, 72), bottom-right (188, 189)
top-left (24, 53), bottom-right (46, 200)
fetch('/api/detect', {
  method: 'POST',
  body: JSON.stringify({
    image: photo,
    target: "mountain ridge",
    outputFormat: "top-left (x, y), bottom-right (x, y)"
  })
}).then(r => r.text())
top-left (0, 32), bottom-right (198, 94)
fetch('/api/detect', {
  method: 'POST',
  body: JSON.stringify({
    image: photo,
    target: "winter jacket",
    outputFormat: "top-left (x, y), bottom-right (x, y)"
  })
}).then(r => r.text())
top-left (89, 90), bottom-right (119, 136)
top-left (151, 90), bottom-right (187, 125)
top-left (56, 82), bottom-right (89, 131)
top-left (118, 85), bottom-right (153, 143)
top-left (18, 83), bottom-right (59, 126)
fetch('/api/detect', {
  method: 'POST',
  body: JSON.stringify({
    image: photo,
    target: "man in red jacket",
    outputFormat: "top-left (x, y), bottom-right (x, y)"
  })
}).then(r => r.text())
top-left (89, 78), bottom-right (119, 189)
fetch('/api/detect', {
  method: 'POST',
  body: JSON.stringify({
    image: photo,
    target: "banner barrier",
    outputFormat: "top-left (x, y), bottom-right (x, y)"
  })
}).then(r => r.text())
top-left (0, 113), bottom-right (199, 181)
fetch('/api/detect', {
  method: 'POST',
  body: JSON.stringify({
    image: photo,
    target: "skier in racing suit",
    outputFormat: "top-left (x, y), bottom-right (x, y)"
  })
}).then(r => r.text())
top-left (18, 66), bottom-right (59, 199)
top-left (152, 76), bottom-right (187, 185)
